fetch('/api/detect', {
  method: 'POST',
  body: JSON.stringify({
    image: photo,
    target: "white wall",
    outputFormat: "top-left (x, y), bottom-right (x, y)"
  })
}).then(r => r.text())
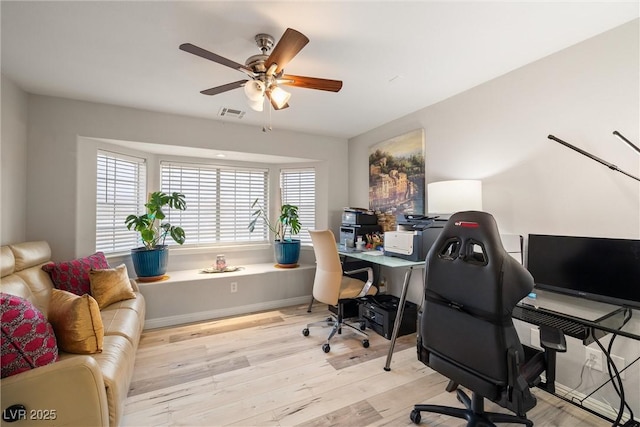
top-left (349, 19), bottom-right (640, 305)
top-left (348, 19), bottom-right (640, 419)
top-left (25, 95), bottom-right (349, 263)
top-left (349, 19), bottom-right (639, 243)
top-left (1, 74), bottom-right (28, 245)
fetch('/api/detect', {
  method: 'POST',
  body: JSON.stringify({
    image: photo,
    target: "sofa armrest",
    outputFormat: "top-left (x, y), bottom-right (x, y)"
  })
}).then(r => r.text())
top-left (1, 356), bottom-right (109, 426)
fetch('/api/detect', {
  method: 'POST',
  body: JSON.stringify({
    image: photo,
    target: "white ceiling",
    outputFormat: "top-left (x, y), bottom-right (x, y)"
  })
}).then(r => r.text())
top-left (2, 1), bottom-right (638, 139)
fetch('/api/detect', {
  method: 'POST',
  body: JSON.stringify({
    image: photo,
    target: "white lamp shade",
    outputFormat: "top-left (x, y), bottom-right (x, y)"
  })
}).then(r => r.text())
top-left (247, 97), bottom-right (264, 112)
top-left (427, 180), bottom-right (482, 214)
top-left (244, 80), bottom-right (265, 101)
top-left (269, 86), bottom-right (291, 109)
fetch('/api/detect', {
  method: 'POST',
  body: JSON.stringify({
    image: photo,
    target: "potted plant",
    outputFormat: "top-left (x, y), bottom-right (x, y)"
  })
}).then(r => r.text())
top-left (125, 191), bottom-right (186, 280)
top-left (249, 199), bottom-right (301, 267)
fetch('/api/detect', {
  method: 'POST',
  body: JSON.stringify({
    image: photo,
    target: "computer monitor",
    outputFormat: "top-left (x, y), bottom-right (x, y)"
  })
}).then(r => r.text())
top-left (527, 234), bottom-right (640, 309)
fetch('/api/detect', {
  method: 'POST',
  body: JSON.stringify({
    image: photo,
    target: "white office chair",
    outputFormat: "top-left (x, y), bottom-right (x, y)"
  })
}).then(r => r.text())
top-left (302, 229), bottom-right (378, 353)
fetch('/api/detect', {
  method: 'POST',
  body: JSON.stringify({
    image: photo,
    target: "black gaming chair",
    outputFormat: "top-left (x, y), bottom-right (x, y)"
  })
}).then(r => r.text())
top-left (411, 211), bottom-right (565, 426)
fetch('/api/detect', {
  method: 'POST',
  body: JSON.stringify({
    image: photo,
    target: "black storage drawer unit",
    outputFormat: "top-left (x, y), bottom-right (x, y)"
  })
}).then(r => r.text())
top-left (359, 295), bottom-right (418, 339)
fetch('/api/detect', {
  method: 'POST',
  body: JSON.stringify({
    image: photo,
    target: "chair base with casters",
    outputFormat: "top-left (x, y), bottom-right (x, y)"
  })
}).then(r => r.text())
top-left (305, 230), bottom-right (377, 353)
top-left (410, 385), bottom-right (533, 427)
top-left (302, 297), bottom-right (370, 353)
top-left (411, 326), bottom-right (566, 427)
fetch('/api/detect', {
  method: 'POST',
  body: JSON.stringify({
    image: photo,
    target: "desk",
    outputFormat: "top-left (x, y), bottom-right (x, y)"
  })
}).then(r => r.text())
top-left (338, 249), bottom-right (424, 371)
top-left (512, 289), bottom-right (640, 423)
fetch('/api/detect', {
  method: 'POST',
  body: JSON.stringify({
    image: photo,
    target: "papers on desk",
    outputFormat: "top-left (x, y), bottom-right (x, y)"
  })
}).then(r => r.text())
top-left (362, 250), bottom-right (383, 256)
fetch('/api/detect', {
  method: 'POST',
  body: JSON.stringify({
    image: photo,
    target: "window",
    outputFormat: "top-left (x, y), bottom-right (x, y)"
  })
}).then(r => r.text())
top-left (161, 162), bottom-right (268, 245)
top-left (281, 168), bottom-right (316, 245)
top-left (96, 151), bottom-right (147, 253)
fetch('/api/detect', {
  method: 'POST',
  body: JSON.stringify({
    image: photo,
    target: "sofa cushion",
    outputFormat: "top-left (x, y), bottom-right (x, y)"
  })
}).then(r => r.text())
top-left (1, 293), bottom-right (58, 378)
top-left (100, 305), bottom-right (143, 349)
top-left (10, 241), bottom-right (51, 271)
top-left (48, 289), bottom-right (104, 354)
top-left (89, 264), bottom-right (136, 310)
top-left (42, 252), bottom-right (109, 296)
top-left (0, 275), bottom-right (35, 304)
top-left (14, 266), bottom-right (54, 317)
top-left (1, 246), bottom-right (15, 277)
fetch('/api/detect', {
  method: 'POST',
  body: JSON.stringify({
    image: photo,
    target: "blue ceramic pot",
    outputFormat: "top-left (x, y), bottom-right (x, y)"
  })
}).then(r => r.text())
top-left (130, 245), bottom-right (168, 279)
top-left (274, 240), bottom-right (301, 266)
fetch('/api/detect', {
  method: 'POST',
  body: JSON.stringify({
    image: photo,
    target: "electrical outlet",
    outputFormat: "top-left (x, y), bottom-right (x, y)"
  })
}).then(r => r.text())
top-left (230, 282), bottom-right (238, 293)
top-left (530, 328), bottom-right (540, 348)
top-left (611, 354), bottom-right (625, 379)
top-left (585, 347), bottom-right (603, 371)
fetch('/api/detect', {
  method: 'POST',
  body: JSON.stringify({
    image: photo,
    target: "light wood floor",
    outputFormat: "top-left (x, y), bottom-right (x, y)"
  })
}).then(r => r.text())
top-left (123, 304), bottom-right (607, 427)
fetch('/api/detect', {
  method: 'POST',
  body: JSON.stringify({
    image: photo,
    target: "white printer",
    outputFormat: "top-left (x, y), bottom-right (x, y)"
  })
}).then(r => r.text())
top-left (384, 215), bottom-right (446, 261)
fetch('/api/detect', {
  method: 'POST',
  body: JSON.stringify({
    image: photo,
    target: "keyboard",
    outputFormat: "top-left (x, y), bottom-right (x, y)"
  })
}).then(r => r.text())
top-left (513, 305), bottom-right (600, 345)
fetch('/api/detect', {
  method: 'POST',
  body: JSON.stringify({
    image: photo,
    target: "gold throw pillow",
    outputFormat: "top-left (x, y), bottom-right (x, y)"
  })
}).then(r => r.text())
top-left (89, 264), bottom-right (136, 310)
top-left (48, 289), bottom-right (104, 354)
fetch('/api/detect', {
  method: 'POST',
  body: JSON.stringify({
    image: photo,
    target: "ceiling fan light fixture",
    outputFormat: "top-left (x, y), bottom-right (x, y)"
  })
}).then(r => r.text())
top-left (269, 86), bottom-right (291, 110)
top-left (247, 97), bottom-right (264, 112)
top-left (243, 80), bottom-right (265, 101)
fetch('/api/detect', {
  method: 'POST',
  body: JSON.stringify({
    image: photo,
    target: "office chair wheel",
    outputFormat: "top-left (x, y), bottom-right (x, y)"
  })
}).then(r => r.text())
top-left (362, 339), bottom-right (369, 348)
top-left (322, 343), bottom-right (331, 353)
top-left (410, 409), bottom-right (421, 424)
top-left (359, 321), bottom-right (366, 331)
top-left (327, 317), bottom-right (333, 322)
top-left (302, 328), bottom-right (310, 337)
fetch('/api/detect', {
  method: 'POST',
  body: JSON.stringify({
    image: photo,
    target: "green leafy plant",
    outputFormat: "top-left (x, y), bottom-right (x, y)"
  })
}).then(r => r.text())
top-left (249, 199), bottom-right (301, 241)
top-left (125, 191), bottom-right (187, 250)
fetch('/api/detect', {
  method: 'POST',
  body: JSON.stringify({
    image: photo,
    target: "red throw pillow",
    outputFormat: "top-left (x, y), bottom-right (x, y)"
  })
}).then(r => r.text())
top-left (1, 293), bottom-right (58, 378)
top-left (42, 252), bottom-right (109, 296)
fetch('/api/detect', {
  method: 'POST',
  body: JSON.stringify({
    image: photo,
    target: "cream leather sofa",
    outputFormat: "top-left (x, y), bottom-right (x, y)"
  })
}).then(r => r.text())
top-left (1, 241), bottom-right (145, 427)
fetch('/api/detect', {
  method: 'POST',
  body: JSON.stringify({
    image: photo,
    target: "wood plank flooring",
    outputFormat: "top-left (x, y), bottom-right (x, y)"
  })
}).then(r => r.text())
top-left (123, 304), bottom-right (608, 426)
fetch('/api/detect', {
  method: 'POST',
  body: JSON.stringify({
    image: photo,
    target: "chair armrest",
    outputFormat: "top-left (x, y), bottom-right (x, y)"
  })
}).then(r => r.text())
top-left (506, 346), bottom-right (536, 416)
top-left (344, 267), bottom-right (375, 298)
top-left (1, 356), bottom-right (109, 426)
top-left (540, 325), bottom-right (567, 353)
top-left (538, 325), bottom-right (566, 394)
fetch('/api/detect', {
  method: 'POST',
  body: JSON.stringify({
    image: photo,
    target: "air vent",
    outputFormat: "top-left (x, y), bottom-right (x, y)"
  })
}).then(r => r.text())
top-left (218, 107), bottom-right (246, 119)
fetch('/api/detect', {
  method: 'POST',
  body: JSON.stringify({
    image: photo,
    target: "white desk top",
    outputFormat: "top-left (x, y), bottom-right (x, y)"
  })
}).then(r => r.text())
top-left (338, 248), bottom-right (424, 268)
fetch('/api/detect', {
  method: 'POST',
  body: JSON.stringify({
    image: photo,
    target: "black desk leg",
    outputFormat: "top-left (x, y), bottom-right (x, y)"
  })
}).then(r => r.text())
top-left (384, 266), bottom-right (414, 371)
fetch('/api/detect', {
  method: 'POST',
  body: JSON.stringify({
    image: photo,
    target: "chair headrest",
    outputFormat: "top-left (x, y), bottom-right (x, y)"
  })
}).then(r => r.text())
top-left (425, 211), bottom-right (533, 314)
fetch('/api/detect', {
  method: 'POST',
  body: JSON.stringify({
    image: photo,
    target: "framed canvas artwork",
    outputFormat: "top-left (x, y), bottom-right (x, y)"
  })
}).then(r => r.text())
top-left (369, 129), bottom-right (425, 215)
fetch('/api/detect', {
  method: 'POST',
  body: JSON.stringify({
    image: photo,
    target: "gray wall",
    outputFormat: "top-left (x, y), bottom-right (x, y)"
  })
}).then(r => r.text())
top-left (24, 95), bottom-right (349, 263)
top-left (348, 19), bottom-right (640, 418)
top-left (1, 74), bottom-right (28, 245)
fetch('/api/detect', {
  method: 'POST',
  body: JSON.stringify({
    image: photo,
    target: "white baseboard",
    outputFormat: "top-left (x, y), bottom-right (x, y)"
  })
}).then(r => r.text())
top-left (143, 295), bottom-right (312, 330)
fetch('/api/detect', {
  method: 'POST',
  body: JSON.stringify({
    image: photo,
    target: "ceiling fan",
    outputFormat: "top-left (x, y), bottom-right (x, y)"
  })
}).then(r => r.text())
top-left (179, 28), bottom-right (343, 112)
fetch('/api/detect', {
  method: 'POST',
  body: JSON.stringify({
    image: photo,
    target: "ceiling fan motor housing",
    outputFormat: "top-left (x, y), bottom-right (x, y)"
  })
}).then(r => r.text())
top-left (254, 33), bottom-right (274, 54)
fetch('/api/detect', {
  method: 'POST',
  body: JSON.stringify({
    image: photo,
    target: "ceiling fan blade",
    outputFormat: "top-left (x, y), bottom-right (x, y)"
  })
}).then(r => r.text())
top-left (265, 28), bottom-right (309, 74)
top-left (200, 80), bottom-right (248, 96)
top-left (279, 74), bottom-right (343, 92)
top-left (180, 43), bottom-right (254, 77)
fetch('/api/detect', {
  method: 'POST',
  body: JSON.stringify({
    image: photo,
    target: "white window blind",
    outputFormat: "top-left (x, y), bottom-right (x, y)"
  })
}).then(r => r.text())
top-left (281, 168), bottom-right (316, 245)
top-left (161, 162), bottom-right (269, 245)
top-left (96, 151), bottom-right (147, 253)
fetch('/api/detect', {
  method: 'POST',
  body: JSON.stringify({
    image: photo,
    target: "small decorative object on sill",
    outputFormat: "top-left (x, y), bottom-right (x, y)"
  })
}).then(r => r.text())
top-left (200, 266), bottom-right (242, 274)
top-left (216, 254), bottom-right (227, 271)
